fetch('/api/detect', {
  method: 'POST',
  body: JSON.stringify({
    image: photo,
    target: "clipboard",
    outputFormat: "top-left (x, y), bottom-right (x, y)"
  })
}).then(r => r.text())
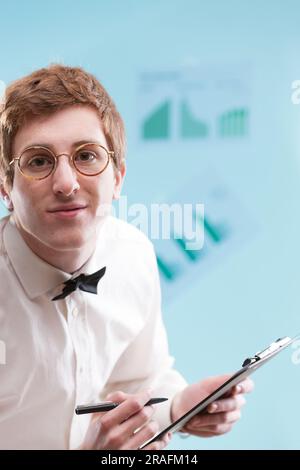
top-left (141, 335), bottom-right (299, 449)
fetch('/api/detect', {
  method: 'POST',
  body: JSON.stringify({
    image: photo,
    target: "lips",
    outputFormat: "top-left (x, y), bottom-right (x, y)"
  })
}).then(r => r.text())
top-left (48, 204), bottom-right (87, 213)
top-left (47, 204), bottom-right (87, 219)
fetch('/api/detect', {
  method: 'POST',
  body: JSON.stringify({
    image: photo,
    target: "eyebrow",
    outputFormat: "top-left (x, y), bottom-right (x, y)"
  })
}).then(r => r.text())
top-left (20, 140), bottom-right (104, 152)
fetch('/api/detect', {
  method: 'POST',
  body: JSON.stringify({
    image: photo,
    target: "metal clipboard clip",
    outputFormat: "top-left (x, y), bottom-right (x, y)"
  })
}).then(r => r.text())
top-left (242, 336), bottom-right (291, 368)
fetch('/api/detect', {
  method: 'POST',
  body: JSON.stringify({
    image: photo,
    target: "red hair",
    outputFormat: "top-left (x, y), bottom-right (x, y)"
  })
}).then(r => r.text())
top-left (0, 64), bottom-right (125, 189)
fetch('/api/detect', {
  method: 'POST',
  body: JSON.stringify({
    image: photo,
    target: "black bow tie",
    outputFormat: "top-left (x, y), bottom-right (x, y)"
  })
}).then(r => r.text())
top-left (51, 266), bottom-right (106, 301)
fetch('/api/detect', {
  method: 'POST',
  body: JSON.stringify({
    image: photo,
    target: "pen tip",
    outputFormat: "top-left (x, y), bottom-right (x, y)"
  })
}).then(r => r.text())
top-left (155, 397), bottom-right (168, 403)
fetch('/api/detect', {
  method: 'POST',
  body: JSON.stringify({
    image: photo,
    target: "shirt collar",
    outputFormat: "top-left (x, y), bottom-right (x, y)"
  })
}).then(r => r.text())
top-left (3, 215), bottom-right (108, 300)
top-left (3, 217), bottom-right (73, 299)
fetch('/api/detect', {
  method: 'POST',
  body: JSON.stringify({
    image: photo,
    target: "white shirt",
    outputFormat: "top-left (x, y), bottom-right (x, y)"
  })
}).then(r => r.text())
top-left (0, 215), bottom-right (187, 449)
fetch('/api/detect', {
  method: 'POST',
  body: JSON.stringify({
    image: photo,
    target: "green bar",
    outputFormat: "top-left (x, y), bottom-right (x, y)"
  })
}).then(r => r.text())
top-left (204, 217), bottom-right (222, 243)
top-left (173, 237), bottom-right (201, 261)
top-left (195, 212), bottom-right (222, 243)
top-left (180, 100), bottom-right (208, 139)
top-left (219, 114), bottom-right (224, 137)
top-left (156, 255), bottom-right (177, 280)
top-left (143, 100), bottom-right (170, 140)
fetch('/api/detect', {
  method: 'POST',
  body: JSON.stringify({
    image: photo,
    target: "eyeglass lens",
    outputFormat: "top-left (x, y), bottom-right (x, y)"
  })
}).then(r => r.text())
top-left (19, 144), bottom-right (109, 178)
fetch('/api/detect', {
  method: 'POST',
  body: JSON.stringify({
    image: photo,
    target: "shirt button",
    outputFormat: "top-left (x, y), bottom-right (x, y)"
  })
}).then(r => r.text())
top-left (72, 307), bottom-right (79, 318)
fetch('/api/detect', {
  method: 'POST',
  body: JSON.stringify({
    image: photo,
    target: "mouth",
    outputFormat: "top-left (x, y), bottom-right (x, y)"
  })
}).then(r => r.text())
top-left (47, 205), bottom-right (87, 219)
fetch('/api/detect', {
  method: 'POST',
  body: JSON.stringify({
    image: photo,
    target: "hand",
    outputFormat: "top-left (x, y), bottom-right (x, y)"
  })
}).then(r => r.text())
top-left (80, 390), bottom-right (172, 450)
top-left (171, 375), bottom-right (254, 438)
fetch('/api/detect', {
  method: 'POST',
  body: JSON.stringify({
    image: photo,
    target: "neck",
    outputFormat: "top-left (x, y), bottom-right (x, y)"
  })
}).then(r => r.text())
top-left (15, 225), bottom-right (96, 273)
top-left (32, 243), bottom-right (94, 273)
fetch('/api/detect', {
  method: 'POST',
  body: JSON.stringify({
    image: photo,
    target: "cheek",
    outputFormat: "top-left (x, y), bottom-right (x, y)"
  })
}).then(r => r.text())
top-left (92, 173), bottom-right (115, 204)
top-left (12, 194), bottom-right (36, 225)
top-left (98, 185), bottom-right (114, 203)
top-left (87, 179), bottom-right (115, 220)
top-left (10, 179), bottom-right (42, 218)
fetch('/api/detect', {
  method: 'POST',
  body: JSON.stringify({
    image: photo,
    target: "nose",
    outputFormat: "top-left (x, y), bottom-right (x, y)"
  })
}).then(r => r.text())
top-left (51, 155), bottom-right (80, 197)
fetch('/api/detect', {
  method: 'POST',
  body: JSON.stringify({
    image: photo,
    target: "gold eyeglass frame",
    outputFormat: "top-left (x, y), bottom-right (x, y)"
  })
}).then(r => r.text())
top-left (9, 142), bottom-right (116, 180)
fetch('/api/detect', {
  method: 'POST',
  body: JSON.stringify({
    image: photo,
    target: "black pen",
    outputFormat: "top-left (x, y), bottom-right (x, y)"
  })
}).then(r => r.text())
top-left (75, 397), bottom-right (168, 415)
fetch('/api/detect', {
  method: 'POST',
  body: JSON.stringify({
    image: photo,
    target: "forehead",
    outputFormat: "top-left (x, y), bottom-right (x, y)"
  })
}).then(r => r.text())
top-left (13, 105), bottom-right (107, 153)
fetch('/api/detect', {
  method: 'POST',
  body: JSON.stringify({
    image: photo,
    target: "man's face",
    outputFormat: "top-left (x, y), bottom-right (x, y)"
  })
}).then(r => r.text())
top-left (5, 105), bottom-right (125, 254)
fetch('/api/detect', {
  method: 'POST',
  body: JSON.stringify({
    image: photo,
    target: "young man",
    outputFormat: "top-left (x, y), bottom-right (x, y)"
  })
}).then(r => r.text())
top-left (0, 65), bottom-right (253, 450)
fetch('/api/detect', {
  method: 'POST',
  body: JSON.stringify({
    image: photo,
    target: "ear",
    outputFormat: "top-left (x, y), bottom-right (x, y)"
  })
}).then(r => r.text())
top-left (0, 183), bottom-right (13, 211)
top-left (113, 160), bottom-right (126, 200)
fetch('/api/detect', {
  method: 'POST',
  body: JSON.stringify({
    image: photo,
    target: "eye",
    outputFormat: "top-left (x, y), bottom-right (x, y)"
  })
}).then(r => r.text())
top-left (27, 156), bottom-right (53, 168)
top-left (75, 150), bottom-right (97, 163)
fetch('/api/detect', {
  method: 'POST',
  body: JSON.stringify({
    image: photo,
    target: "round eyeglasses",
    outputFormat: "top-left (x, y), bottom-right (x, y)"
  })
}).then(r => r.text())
top-left (9, 142), bottom-right (115, 180)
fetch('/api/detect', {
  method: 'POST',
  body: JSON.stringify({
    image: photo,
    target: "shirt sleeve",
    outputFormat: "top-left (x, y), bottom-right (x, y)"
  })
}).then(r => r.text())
top-left (100, 243), bottom-right (188, 431)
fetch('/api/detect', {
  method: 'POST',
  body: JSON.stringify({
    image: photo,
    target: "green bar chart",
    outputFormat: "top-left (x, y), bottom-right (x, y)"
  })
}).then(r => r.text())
top-left (218, 108), bottom-right (249, 137)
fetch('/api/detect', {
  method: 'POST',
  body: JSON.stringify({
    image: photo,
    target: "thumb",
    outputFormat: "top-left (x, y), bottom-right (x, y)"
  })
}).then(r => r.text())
top-left (105, 390), bottom-right (128, 403)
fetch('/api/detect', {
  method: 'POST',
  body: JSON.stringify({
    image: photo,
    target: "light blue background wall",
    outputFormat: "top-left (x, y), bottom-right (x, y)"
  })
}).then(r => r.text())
top-left (0, 0), bottom-right (299, 449)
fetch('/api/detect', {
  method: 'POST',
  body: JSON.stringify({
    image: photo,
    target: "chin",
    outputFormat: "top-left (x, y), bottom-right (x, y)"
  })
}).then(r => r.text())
top-left (48, 236), bottom-right (88, 251)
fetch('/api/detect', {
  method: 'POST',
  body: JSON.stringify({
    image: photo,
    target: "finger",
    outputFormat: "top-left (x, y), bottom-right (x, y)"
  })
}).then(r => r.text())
top-left (91, 391), bottom-right (129, 421)
top-left (207, 394), bottom-right (246, 413)
top-left (231, 378), bottom-right (254, 395)
top-left (118, 404), bottom-right (154, 436)
top-left (105, 391), bottom-right (128, 402)
top-left (99, 406), bottom-right (154, 450)
top-left (186, 424), bottom-right (232, 437)
top-left (121, 420), bottom-right (159, 450)
top-left (160, 431), bottom-right (172, 448)
top-left (186, 409), bottom-right (241, 429)
top-left (100, 390), bottom-right (152, 429)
